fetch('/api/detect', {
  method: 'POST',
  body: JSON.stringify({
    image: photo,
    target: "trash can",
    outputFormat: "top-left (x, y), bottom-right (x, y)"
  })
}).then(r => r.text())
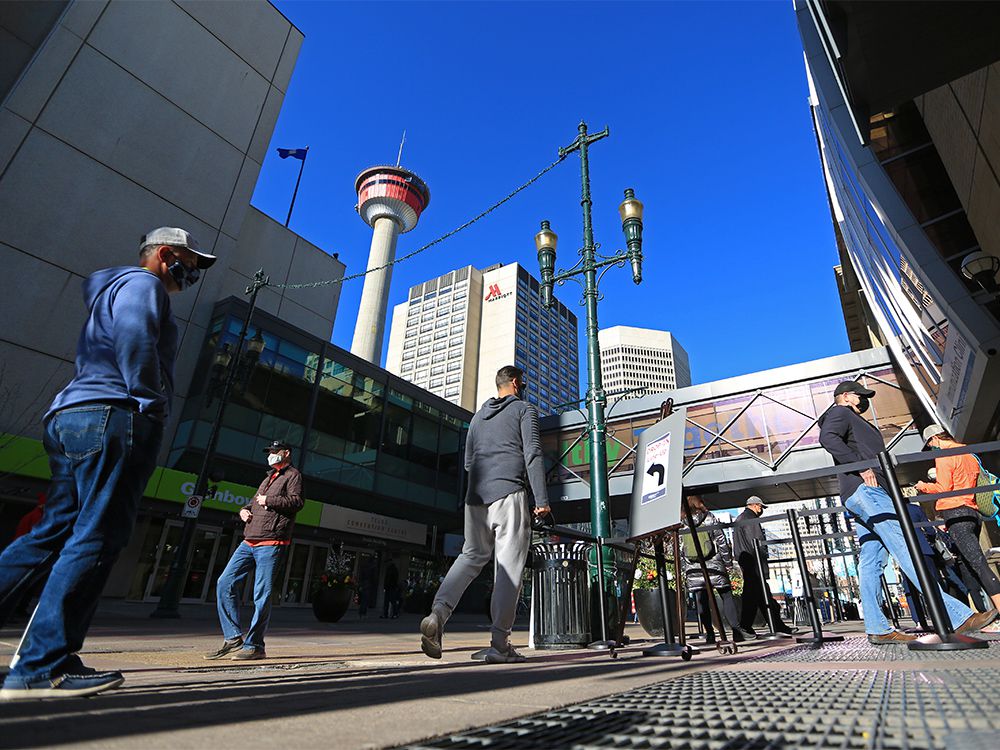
top-left (531, 541), bottom-right (592, 649)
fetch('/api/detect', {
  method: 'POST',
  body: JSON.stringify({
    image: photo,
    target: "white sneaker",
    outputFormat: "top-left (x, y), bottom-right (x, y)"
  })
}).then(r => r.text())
top-left (484, 645), bottom-right (527, 664)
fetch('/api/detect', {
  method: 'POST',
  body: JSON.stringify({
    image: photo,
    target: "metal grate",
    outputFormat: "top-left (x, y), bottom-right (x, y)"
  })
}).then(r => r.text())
top-left (399, 668), bottom-right (1000, 750)
top-left (754, 637), bottom-right (1000, 663)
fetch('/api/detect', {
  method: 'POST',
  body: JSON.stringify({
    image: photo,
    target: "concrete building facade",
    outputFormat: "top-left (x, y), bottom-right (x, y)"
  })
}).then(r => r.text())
top-left (598, 325), bottom-right (692, 395)
top-left (0, 0), bottom-right (345, 459)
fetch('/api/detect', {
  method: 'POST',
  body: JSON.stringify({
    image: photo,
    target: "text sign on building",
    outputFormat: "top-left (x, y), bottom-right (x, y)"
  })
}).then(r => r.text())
top-left (629, 407), bottom-right (687, 540)
top-left (321, 505), bottom-right (427, 546)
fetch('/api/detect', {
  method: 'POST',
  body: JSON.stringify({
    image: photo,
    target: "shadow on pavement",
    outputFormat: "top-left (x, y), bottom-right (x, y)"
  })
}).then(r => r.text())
top-left (0, 648), bottom-right (712, 748)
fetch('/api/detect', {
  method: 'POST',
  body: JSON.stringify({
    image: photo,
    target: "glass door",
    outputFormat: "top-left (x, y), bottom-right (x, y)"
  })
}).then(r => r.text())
top-left (144, 521), bottom-right (224, 603)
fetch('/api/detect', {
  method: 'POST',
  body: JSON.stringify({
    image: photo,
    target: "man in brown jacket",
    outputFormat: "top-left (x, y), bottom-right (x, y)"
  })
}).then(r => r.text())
top-left (205, 441), bottom-right (304, 660)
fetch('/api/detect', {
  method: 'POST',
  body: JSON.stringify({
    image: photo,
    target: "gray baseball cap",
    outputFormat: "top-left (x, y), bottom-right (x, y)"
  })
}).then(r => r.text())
top-left (922, 423), bottom-right (946, 448)
top-left (745, 495), bottom-right (767, 507)
top-left (140, 227), bottom-right (217, 269)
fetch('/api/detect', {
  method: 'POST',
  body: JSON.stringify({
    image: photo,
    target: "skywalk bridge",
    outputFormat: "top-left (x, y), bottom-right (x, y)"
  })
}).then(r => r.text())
top-left (540, 347), bottom-right (929, 519)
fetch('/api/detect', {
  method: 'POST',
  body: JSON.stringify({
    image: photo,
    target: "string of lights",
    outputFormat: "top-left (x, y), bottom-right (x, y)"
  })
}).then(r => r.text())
top-left (270, 154), bottom-right (567, 291)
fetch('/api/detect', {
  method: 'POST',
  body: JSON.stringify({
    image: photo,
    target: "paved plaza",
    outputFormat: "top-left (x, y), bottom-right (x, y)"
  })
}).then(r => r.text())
top-left (2, 602), bottom-right (999, 749)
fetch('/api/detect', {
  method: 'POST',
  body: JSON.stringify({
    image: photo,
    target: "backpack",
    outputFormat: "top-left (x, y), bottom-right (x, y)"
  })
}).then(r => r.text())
top-left (972, 455), bottom-right (1000, 522)
top-left (683, 526), bottom-right (716, 561)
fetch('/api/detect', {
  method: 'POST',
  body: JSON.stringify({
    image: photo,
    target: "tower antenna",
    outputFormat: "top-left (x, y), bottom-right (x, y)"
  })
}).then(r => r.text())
top-left (396, 130), bottom-right (406, 167)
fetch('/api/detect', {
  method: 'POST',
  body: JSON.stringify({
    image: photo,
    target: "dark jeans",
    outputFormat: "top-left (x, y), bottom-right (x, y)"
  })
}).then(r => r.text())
top-left (216, 542), bottom-right (286, 650)
top-left (382, 586), bottom-right (400, 617)
top-left (0, 405), bottom-right (161, 685)
top-left (942, 505), bottom-right (1000, 599)
top-left (695, 587), bottom-right (740, 639)
top-left (737, 554), bottom-right (789, 631)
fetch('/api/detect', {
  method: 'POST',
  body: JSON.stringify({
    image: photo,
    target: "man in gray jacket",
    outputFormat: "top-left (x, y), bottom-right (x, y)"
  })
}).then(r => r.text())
top-left (420, 366), bottom-right (550, 663)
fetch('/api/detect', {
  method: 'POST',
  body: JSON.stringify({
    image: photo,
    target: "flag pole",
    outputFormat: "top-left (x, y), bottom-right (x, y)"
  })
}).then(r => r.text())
top-left (285, 146), bottom-right (308, 227)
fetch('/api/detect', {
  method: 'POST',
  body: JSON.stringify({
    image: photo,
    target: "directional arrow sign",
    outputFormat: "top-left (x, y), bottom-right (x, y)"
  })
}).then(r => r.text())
top-left (629, 407), bottom-right (687, 539)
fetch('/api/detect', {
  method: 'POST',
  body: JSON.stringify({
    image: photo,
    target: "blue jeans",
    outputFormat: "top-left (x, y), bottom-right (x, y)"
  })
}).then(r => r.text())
top-left (0, 405), bottom-right (161, 685)
top-left (216, 542), bottom-right (286, 649)
top-left (845, 485), bottom-right (973, 635)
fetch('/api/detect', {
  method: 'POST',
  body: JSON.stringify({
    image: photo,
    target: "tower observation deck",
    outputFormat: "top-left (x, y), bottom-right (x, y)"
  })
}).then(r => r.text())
top-left (350, 166), bottom-right (430, 364)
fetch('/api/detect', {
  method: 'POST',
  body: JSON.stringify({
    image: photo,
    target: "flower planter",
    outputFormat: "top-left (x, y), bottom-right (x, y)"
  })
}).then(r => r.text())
top-left (633, 588), bottom-right (678, 639)
top-left (312, 584), bottom-right (354, 623)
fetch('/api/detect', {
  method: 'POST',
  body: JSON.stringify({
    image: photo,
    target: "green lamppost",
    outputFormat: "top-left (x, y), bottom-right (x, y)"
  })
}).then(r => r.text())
top-left (535, 121), bottom-right (645, 541)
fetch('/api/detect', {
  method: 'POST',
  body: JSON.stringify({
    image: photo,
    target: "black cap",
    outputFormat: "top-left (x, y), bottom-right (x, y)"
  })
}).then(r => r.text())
top-left (833, 381), bottom-right (875, 398)
top-left (262, 440), bottom-right (291, 453)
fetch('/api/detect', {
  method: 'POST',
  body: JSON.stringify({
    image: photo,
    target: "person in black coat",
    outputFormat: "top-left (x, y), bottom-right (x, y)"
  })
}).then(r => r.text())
top-left (732, 496), bottom-right (794, 635)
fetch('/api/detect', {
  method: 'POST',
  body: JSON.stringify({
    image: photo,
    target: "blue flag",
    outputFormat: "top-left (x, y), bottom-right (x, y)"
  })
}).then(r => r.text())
top-left (277, 148), bottom-right (308, 160)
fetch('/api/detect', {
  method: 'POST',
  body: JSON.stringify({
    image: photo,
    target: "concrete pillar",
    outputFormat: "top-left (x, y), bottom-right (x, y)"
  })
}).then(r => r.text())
top-left (350, 215), bottom-right (400, 363)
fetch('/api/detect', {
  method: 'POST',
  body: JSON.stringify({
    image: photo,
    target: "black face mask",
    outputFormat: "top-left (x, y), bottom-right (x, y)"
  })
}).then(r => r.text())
top-left (856, 396), bottom-right (870, 414)
top-left (167, 255), bottom-right (200, 291)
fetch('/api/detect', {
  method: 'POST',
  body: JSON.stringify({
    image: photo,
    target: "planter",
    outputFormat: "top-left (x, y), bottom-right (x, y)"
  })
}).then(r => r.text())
top-left (312, 584), bottom-right (354, 623)
top-left (634, 588), bottom-right (678, 639)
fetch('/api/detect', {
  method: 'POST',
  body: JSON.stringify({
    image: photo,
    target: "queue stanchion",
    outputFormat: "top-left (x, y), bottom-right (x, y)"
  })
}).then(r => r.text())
top-left (753, 538), bottom-right (792, 641)
top-left (877, 451), bottom-right (986, 651)
top-left (880, 575), bottom-right (901, 630)
top-left (672, 528), bottom-right (699, 656)
top-left (788, 508), bottom-right (844, 646)
top-left (587, 538), bottom-right (618, 655)
top-left (643, 533), bottom-right (689, 658)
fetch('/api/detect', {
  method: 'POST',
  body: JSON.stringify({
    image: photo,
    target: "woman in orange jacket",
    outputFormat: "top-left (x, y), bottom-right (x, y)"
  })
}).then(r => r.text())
top-left (915, 425), bottom-right (1000, 613)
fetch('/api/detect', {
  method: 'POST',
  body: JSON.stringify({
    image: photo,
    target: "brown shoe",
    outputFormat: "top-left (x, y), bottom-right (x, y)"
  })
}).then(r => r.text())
top-left (867, 630), bottom-right (918, 645)
top-left (957, 609), bottom-right (1000, 634)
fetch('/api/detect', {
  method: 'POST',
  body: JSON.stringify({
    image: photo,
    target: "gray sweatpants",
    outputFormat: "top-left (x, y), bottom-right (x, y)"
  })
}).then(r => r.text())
top-left (432, 489), bottom-right (530, 648)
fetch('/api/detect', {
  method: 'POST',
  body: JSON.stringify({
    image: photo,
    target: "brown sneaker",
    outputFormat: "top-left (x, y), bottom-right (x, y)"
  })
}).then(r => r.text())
top-left (867, 630), bottom-right (918, 645)
top-left (957, 609), bottom-right (1000, 633)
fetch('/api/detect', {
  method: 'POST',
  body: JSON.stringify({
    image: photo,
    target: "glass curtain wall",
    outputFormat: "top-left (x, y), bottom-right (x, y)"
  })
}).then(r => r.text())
top-left (170, 304), bottom-right (469, 510)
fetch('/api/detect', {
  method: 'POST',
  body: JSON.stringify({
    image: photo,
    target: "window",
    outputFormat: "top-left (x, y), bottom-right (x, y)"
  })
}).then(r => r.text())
top-left (406, 317), bottom-right (418, 328)
top-left (403, 341), bottom-right (415, 351)
top-left (404, 329), bottom-right (417, 340)
top-left (422, 303), bottom-right (434, 311)
top-left (421, 313), bottom-right (434, 322)
top-left (448, 349), bottom-right (462, 360)
top-left (434, 330), bottom-right (447, 340)
top-left (450, 324), bottom-right (464, 334)
top-left (402, 351), bottom-right (415, 361)
top-left (418, 334), bottom-right (431, 344)
top-left (416, 358), bottom-right (429, 368)
top-left (447, 361), bottom-right (461, 372)
top-left (437, 307), bottom-right (449, 318)
top-left (433, 341), bottom-right (446, 351)
top-left (446, 374), bottom-right (460, 384)
top-left (430, 378), bottom-right (444, 388)
top-left (445, 387), bottom-right (460, 398)
top-left (417, 346), bottom-right (431, 356)
top-left (435, 318), bottom-right (448, 329)
top-left (431, 365), bottom-right (445, 375)
top-left (451, 314), bottom-right (464, 323)
top-left (449, 336), bottom-right (463, 347)
top-left (455, 290), bottom-right (467, 300)
top-left (401, 362), bottom-right (413, 372)
top-left (452, 303), bottom-right (464, 312)
top-left (420, 323), bottom-right (433, 333)
top-left (439, 286), bottom-right (452, 295)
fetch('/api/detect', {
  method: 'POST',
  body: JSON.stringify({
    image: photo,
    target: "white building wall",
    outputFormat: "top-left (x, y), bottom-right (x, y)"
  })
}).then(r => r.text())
top-left (387, 266), bottom-right (482, 411)
top-left (599, 326), bottom-right (692, 396)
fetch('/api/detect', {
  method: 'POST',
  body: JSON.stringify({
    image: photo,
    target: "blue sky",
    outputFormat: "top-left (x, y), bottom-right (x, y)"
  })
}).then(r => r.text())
top-left (251, 0), bottom-right (848, 387)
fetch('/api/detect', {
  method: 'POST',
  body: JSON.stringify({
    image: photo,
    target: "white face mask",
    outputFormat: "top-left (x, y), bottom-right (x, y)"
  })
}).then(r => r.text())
top-left (267, 452), bottom-right (285, 467)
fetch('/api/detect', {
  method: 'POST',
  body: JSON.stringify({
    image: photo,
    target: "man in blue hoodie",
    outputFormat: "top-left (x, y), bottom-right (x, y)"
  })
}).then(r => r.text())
top-left (420, 365), bottom-right (550, 663)
top-left (0, 227), bottom-right (215, 699)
